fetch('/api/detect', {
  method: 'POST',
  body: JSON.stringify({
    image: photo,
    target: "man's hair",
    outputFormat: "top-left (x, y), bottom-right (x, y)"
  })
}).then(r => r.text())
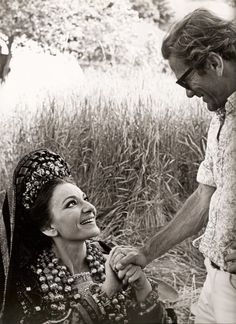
top-left (161, 8), bottom-right (236, 68)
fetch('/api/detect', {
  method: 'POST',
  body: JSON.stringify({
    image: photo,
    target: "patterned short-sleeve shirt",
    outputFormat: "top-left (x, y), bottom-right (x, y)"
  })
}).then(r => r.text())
top-left (193, 92), bottom-right (236, 270)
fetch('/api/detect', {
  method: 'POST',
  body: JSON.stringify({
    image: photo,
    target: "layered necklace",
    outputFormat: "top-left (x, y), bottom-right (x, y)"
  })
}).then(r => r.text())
top-left (30, 240), bottom-right (106, 320)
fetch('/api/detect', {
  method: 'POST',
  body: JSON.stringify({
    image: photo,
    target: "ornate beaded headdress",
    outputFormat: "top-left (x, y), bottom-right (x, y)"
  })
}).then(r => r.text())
top-left (14, 149), bottom-right (71, 209)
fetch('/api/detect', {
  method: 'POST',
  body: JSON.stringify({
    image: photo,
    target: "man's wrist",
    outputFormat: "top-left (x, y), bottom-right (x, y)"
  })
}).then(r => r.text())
top-left (139, 246), bottom-right (150, 266)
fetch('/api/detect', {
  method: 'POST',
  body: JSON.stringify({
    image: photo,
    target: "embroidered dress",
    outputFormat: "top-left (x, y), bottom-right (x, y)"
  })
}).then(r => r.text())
top-left (13, 241), bottom-right (174, 324)
top-left (193, 92), bottom-right (236, 269)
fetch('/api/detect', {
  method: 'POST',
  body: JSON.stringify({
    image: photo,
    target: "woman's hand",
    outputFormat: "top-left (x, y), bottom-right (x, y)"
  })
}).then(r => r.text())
top-left (101, 252), bottom-right (152, 302)
top-left (116, 264), bottom-right (152, 302)
top-left (101, 254), bottom-right (122, 297)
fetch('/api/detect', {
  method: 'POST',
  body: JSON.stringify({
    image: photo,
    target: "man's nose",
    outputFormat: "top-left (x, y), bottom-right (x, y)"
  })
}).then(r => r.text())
top-left (186, 89), bottom-right (195, 98)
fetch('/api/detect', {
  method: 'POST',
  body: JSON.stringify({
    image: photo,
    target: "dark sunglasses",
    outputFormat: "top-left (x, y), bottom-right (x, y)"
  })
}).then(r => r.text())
top-left (176, 67), bottom-right (194, 90)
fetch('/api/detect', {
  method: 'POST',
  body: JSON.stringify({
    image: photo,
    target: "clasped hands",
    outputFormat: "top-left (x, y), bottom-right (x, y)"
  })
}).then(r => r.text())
top-left (102, 246), bottom-right (150, 301)
top-left (107, 242), bottom-right (236, 275)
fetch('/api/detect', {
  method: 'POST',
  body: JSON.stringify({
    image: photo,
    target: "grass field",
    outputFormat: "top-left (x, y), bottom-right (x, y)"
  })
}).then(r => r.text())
top-left (0, 66), bottom-right (212, 323)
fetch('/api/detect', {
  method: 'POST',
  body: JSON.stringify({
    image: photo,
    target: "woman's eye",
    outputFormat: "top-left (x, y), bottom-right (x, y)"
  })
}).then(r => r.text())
top-left (66, 200), bottom-right (77, 208)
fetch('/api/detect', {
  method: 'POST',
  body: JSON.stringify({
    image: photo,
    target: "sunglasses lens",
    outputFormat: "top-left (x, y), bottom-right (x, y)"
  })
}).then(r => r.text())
top-left (176, 67), bottom-right (194, 90)
top-left (182, 82), bottom-right (191, 90)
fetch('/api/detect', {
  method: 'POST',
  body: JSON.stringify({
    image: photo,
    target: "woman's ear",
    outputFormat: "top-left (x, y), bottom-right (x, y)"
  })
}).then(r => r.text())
top-left (41, 225), bottom-right (58, 237)
top-left (206, 52), bottom-right (224, 76)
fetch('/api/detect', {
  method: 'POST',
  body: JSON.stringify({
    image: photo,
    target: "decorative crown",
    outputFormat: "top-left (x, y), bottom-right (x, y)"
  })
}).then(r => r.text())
top-left (15, 149), bottom-right (71, 209)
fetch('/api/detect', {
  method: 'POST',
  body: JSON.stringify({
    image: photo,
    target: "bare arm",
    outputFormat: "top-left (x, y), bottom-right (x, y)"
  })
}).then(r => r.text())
top-left (142, 183), bottom-right (215, 263)
top-left (110, 183), bottom-right (215, 269)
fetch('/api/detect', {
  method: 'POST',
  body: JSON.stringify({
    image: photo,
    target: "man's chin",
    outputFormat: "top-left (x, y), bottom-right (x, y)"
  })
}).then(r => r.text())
top-left (205, 98), bottom-right (226, 112)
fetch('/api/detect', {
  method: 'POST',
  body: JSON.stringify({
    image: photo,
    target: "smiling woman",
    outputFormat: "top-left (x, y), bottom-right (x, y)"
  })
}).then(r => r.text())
top-left (0, 149), bottom-right (177, 324)
top-left (44, 181), bottom-right (100, 243)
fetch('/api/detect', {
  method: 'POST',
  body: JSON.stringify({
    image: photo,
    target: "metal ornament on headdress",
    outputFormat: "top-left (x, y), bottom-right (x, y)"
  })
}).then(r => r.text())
top-left (15, 150), bottom-right (71, 209)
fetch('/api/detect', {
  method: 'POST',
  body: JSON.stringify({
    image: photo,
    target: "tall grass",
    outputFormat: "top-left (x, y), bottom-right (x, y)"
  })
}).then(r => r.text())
top-left (0, 67), bottom-right (211, 323)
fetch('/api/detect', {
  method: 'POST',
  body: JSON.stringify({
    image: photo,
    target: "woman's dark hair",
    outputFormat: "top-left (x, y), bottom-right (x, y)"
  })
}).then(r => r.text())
top-left (29, 177), bottom-right (75, 229)
top-left (161, 8), bottom-right (236, 69)
top-left (16, 177), bottom-right (75, 268)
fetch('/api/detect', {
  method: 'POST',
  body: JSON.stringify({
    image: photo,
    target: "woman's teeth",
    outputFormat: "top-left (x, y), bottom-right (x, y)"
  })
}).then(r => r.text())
top-left (80, 218), bottom-right (94, 225)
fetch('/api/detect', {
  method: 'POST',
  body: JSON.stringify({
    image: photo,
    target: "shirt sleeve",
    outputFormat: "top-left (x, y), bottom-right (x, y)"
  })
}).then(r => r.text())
top-left (196, 129), bottom-right (216, 188)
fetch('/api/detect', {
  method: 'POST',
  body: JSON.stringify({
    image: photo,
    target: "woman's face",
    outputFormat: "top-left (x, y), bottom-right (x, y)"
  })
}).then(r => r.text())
top-left (48, 182), bottom-right (100, 241)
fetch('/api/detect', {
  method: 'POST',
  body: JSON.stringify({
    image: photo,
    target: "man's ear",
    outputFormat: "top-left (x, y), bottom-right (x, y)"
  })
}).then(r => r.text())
top-left (206, 52), bottom-right (224, 76)
top-left (41, 225), bottom-right (58, 237)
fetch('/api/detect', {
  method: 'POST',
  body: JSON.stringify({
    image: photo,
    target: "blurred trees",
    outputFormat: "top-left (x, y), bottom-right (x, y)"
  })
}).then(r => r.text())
top-left (0, 0), bottom-right (173, 79)
top-left (0, 36), bottom-right (13, 82)
top-left (131, 0), bottom-right (173, 26)
top-left (227, 0), bottom-right (236, 7)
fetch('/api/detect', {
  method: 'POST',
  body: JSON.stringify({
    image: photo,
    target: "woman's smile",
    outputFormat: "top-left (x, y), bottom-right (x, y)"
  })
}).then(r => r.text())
top-left (49, 182), bottom-right (100, 240)
top-left (79, 216), bottom-right (96, 226)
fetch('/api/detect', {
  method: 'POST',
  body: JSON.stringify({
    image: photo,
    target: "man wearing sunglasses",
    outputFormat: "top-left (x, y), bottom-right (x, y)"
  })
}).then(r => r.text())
top-left (110, 8), bottom-right (236, 323)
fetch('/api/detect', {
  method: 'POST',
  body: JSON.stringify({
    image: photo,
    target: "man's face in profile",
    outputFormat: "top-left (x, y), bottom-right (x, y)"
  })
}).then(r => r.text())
top-left (169, 54), bottom-right (229, 112)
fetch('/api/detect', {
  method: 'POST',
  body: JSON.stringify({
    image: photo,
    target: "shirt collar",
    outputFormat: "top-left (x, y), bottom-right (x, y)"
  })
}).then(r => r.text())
top-left (216, 91), bottom-right (236, 117)
top-left (225, 91), bottom-right (236, 113)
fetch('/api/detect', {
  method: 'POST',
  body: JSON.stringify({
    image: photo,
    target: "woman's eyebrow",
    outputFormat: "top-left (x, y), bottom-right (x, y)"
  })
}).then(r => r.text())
top-left (62, 195), bottom-right (77, 204)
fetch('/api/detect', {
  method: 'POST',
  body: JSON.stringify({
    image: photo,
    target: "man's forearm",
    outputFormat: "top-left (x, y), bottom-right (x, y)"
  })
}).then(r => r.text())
top-left (142, 184), bottom-right (215, 263)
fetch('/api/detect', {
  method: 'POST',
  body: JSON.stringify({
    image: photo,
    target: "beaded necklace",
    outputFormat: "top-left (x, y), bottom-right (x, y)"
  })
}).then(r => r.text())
top-left (18, 241), bottom-right (162, 324)
top-left (27, 240), bottom-right (106, 321)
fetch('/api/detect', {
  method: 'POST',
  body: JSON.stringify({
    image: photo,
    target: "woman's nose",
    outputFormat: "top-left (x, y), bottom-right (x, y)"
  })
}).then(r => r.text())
top-left (82, 201), bottom-right (96, 215)
top-left (186, 89), bottom-right (195, 98)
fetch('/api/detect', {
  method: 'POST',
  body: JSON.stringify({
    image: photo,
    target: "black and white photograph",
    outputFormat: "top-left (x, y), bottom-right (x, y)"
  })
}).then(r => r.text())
top-left (0, 0), bottom-right (236, 323)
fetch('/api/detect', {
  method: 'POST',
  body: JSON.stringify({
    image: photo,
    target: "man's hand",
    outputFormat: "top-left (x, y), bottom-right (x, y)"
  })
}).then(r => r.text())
top-left (109, 245), bottom-right (148, 271)
top-left (225, 242), bottom-right (236, 274)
